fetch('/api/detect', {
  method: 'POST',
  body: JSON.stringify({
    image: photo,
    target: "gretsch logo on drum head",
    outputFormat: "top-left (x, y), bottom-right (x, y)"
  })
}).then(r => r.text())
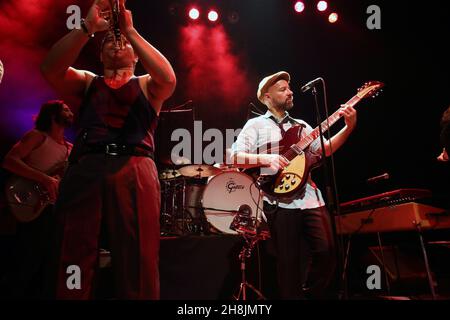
top-left (226, 179), bottom-right (245, 194)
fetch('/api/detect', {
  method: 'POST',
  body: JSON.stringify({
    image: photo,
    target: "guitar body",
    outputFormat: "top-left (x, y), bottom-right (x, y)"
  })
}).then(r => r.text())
top-left (5, 176), bottom-right (51, 223)
top-left (257, 125), bottom-right (322, 200)
top-left (5, 162), bottom-right (66, 223)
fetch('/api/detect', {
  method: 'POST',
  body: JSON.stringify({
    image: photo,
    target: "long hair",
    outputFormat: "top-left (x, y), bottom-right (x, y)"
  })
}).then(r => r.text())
top-left (35, 100), bottom-right (65, 132)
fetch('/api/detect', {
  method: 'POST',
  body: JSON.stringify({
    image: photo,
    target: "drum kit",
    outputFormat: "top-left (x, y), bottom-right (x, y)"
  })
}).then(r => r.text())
top-left (156, 106), bottom-right (269, 299)
top-left (159, 159), bottom-right (264, 237)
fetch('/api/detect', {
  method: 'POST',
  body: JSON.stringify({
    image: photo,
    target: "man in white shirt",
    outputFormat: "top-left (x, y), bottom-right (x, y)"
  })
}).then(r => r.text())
top-left (231, 71), bottom-right (357, 299)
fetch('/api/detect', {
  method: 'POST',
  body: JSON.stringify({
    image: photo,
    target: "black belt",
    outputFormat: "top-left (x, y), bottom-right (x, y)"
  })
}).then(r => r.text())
top-left (82, 143), bottom-right (154, 159)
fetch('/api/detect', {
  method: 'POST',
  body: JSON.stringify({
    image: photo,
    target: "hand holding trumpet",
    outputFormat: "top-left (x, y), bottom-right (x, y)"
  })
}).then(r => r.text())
top-left (84, 0), bottom-right (134, 37)
top-left (84, 0), bottom-right (111, 34)
top-left (118, 0), bottom-right (135, 36)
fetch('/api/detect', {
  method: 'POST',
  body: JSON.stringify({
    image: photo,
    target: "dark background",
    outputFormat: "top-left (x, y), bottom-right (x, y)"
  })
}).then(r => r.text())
top-left (0, 0), bottom-right (449, 205)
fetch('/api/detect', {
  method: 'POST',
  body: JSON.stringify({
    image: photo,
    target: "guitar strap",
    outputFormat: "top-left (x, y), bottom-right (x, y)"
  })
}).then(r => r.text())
top-left (268, 115), bottom-right (305, 138)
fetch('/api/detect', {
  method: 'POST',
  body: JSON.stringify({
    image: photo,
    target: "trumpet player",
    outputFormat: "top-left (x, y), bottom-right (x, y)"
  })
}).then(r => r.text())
top-left (41, 0), bottom-right (176, 300)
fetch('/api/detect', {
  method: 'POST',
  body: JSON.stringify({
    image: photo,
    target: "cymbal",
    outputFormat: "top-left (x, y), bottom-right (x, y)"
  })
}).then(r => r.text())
top-left (159, 169), bottom-right (181, 180)
top-left (179, 164), bottom-right (222, 178)
top-left (160, 155), bottom-right (192, 167)
top-left (213, 163), bottom-right (240, 171)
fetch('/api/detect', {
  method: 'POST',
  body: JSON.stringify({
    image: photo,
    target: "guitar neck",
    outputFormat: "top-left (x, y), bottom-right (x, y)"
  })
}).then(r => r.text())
top-left (296, 94), bottom-right (362, 151)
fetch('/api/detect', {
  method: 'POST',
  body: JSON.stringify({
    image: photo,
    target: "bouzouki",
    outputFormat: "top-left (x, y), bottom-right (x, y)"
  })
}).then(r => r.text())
top-left (257, 81), bottom-right (384, 200)
top-left (5, 162), bottom-right (67, 223)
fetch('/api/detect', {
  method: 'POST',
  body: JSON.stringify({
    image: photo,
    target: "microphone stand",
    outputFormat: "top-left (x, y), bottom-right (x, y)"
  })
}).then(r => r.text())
top-left (310, 83), bottom-right (347, 300)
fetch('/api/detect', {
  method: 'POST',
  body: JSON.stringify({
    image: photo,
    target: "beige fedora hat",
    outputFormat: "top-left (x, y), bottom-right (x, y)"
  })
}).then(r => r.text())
top-left (257, 71), bottom-right (290, 104)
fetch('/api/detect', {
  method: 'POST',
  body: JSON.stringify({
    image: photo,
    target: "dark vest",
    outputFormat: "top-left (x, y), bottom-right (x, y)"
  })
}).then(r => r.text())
top-left (75, 76), bottom-right (158, 152)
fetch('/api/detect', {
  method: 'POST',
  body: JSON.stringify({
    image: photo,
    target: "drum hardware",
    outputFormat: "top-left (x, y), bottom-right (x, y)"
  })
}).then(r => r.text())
top-left (198, 172), bottom-right (269, 300)
top-left (159, 168), bottom-right (181, 180)
top-left (229, 205), bottom-right (254, 233)
top-left (159, 177), bottom-right (186, 235)
top-left (202, 171), bottom-right (262, 235)
top-left (233, 218), bottom-right (269, 300)
top-left (160, 169), bottom-right (265, 237)
top-left (159, 175), bottom-right (207, 236)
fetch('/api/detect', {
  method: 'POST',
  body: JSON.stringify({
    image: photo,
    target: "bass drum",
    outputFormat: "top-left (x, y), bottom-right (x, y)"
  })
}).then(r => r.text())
top-left (202, 172), bottom-right (262, 234)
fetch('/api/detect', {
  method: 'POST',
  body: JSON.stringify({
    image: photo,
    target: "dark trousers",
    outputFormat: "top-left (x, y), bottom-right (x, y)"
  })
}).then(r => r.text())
top-left (1, 206), bottom-right (55, 299)
top-left (53, 154), bottom-right (161, 299)
top-left (264, 202), bottom-right (336, 299)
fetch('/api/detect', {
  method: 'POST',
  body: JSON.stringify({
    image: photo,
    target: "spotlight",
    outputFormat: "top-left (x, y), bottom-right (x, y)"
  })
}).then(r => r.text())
top-left (317, 1), bottom-right (328, 12)
top-left (188, 8), bottom-right (200, 20)
top-left (294, 1), bottom-right (305, 13)
top-left (208, 10), bottom-right (219, 22)
top-left (328, 12), bottom-right (338, 23)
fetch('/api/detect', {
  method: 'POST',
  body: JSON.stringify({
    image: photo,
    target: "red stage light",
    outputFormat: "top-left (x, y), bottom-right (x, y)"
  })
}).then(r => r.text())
top-left (294, 1), bottom-right (305, 13)
top-left (208, 10), bottom-right (219, 22)
top-left (328, 12), bottom-right (338, 23)
top-left (317, 1), bottom-right (328, 12)
top-left (188, 8), bottom-right (200, 20)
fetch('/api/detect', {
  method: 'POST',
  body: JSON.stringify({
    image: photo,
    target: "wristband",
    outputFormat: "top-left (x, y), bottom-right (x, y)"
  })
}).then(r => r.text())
top-left (80, 19), bottom-right (94, 38)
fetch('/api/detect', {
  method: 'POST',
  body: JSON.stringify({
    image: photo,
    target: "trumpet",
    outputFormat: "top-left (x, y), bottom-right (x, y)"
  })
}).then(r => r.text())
top-left (100, 0), bottom-right (124, 49)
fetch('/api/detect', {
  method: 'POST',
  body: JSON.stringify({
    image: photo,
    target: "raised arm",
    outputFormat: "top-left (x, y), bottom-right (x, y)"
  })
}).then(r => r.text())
top-left (119, 1), bottom-right (176, 106)
top-left (40, 0), bottom-right (110, 96)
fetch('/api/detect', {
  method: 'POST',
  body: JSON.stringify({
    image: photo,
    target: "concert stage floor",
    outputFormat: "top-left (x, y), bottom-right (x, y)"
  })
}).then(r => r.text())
top-left (97, 234), bottom-right (279, 300)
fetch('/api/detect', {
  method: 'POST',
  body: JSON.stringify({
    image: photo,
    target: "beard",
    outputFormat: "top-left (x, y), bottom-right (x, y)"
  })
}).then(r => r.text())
top-left (275, 98), bottom-right (294, 111)
top-left (55, 114), bottom-right (73, 127)
top-left (284, 101), bottom-right (294, 110)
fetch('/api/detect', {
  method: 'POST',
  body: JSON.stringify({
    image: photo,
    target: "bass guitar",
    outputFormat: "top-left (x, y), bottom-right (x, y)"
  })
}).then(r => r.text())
top-left (257, 81), bottom-right (384, 200)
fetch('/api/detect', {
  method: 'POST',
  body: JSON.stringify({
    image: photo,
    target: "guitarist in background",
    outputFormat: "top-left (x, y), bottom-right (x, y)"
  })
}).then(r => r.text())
top-left (2, 100), bottom-right (73, 298)
top-left (231, 71), bottom-right (357, 299)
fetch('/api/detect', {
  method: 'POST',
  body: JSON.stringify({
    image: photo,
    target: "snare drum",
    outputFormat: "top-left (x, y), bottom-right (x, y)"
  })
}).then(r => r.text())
top-left (201, 172), bottom-right (262, 234)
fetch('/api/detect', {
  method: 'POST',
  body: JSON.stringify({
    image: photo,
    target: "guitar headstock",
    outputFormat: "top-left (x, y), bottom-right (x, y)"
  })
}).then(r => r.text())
top-left (356, 81), bottom-right (385, 99)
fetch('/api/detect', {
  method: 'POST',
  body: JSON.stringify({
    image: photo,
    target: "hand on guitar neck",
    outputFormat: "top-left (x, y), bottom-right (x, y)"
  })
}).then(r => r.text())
top-left (338, 104), bottom-right (357, 131)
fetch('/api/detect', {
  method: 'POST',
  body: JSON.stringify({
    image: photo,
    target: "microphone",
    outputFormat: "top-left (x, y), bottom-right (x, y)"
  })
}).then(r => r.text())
top-left (301, 77), bottom-right (322, 93)
top-left (367, 172), bottom-right (390, 184)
